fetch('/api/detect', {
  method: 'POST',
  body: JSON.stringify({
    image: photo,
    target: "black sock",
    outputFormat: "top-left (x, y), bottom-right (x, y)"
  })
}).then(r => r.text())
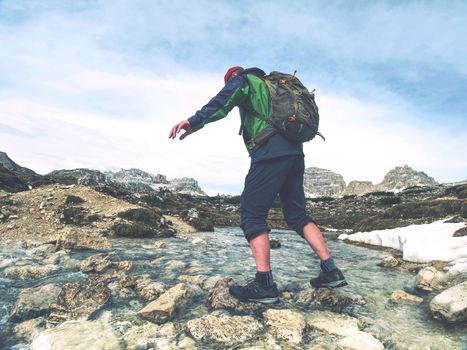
top-left (255, 270), bottom-right (274, 287)
top-left (320, 258), bottom-right (337, 272)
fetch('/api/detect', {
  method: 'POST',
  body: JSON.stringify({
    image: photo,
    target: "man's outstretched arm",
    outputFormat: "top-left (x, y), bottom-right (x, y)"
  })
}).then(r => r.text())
top-left (169, 75), bottom-right (249, 141)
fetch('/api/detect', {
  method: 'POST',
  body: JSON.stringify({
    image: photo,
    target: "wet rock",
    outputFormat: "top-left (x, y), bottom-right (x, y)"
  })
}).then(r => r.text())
top-left (41, 250), bottom-right (69, 265)
top-left (27, 243), bottom-right (56, 257)
top-left (338, 332), bottom-right (385, 350)
top-left (269, 237), bottom-right (281, 249)
top-left (137, 283), bottom-right (190, 323)
top-left (263, 309), bottom-right (306, 344)
top-left (192, 237), bottom-right (207, 245)
top-left (79, 254), bottom-right (113, 273)
top-left (4, 264), bottom-right (58, 280)
top-left (306, 310), bottom-right (359, 336)
top-left (136, 278), bottom-right (166, 301)
top-left (207, 278), bottom-right (265, 313)
top-left (47, 281), bottom-right (111, 326)
top-left (389, 290), bottom-right (423, 305)
top-left (166, 259), bottom-right (186, 271)
top-left (177, 336), bottom-right (197, 348)
top-left (296, 287), bottom-right (366, 313)
top-left (123, 322), bottom-right (177, 350)
top-left (13, 317), bottom-right (46, 345)
top-left (429, 281), bottom-right (467, 323)
top-left (9, 284), bottom-right (61, 322)
top-left (306, 311), bottom-right (384, 350)
top-left (56, 229), bottom-right (111, 250)
top-left (378, 255), bottom-right (399, 268)
top-left (153, 240), bottom-right (166, 249)
top-left (413, 266), bottom-right (448, 292)
top-left (186, 314), bottom-right (263, 345)
top-left (32, 312), bottom-right (121, 350)
top-left (178, 274), bottom-right (207, 286)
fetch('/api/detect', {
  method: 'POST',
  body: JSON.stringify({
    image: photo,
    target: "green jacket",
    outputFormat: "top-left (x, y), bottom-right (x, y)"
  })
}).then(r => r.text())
top-left (187, 68), bottom-right (271, 150)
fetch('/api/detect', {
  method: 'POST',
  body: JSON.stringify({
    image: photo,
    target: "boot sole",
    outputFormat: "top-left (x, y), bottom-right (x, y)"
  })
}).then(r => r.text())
top-left (247, 296), bottom-right (280, 304)
top-left (310, 280), bottom-right (348, 288)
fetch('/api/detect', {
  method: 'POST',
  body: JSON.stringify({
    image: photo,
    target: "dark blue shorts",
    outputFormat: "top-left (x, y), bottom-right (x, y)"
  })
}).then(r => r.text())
top-left (240, 154), bottom-right (315, 241)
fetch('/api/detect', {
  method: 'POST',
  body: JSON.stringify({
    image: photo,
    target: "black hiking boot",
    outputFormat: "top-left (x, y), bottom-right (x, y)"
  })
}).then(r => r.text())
top-left (310, 268), bottom-right (348, 288)
top-left (229, 280), bottom-right (280, 304)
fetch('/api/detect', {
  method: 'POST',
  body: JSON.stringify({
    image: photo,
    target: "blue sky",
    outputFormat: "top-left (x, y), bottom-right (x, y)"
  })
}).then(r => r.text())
top-left (0, 0), bottom-right (466, 194)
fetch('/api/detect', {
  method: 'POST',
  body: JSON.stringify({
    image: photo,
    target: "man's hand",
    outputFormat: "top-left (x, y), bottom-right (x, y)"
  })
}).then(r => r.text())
top-left (169, 120), bottom-right (193, 140)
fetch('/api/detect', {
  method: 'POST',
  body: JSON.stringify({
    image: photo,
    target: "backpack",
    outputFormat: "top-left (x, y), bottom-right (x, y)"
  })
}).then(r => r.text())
top-left (247, 70), bottom-right (324, 149)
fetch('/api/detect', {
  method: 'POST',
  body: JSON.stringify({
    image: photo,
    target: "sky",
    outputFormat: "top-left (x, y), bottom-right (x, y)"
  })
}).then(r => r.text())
top-left (0, 0), bottom-right (466, 195)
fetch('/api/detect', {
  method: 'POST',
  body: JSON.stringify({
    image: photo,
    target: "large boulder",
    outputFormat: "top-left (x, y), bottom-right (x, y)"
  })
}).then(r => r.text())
top-left (263, 309), bottom-right (306, 344)
top-left (47, 280), bottom-right (111, 327)
top-left (31, 312), bottom-right (121, 350)
top-left (9, 284), bottom-right (61, 322)
top-left (429, 281), bottom-right (467, 323)
top-left (413, 267), bottom-right (448, 292)
top-left (186, 314), bottom-right (263, 345)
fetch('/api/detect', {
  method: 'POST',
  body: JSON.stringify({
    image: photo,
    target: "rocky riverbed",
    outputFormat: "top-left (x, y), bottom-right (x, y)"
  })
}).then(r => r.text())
top-left (1, 161), bottom-right (466, 349)
top-left (0, 226), bottom-right (466, 350)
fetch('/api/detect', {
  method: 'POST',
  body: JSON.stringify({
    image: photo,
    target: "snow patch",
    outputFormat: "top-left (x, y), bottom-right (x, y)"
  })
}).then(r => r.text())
top-left (338, 220), bottom-right (467, 274)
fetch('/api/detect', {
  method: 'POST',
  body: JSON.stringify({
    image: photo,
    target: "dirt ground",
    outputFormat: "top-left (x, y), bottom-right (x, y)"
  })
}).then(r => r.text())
top-left (0, 184), bottom-right (196, 243)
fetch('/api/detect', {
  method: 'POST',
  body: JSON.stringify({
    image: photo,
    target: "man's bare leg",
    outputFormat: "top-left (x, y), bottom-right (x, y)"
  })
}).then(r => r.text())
top-left (302, 221), bottom-right (331, 260)
top-left (303, 221), bottom-right (348, 287)
top-left (248, 232), bottom-right (271, 272)
top-left (228, 231), bottom-right (279, 303)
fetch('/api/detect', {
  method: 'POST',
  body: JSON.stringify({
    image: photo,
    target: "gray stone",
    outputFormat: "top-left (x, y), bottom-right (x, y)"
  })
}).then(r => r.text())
top-left (413, 267), bottom-right (448, 292)
top-left (187, 314), bottom-right (263, 344)
top-left (263, 309), bottom-right (306, 344)
top-left (4, 264), bottom-right (58, 280)
top-left (429, 281), bottom-right (467, 323)
top-left (378, 256), bottom-right (399, 268)
top-left (389, 290), bottom-right (423, 305)
top-left (31, 312), bottom-right (121, 350)
top-left (47, 280), bottom-right (111, 326)
top-left (137, 283), bottom-right (190, 323)
top-left (9, 284), bottom-right (61, 322)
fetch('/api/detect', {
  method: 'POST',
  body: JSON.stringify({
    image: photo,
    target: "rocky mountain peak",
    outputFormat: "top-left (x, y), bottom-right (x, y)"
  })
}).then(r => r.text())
top-left (303, 167), bottom-right (346, 197)
top-left (381, 165), bottom-right (438, 191)
top-left (169, 177), bottom-right (206, 197)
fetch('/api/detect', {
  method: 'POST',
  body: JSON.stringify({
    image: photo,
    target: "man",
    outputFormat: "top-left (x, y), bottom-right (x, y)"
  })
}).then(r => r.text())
top-left (169, 66), bottom-right (347, 304)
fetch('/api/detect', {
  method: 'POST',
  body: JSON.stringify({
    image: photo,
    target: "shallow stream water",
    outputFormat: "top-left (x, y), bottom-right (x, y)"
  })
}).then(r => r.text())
top-left (0, 227), bottom-right (466, 349)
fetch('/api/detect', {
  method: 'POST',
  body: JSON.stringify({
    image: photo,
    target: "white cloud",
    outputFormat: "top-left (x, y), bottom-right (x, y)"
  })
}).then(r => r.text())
top-left (1, 1), bottom-right (466, 195)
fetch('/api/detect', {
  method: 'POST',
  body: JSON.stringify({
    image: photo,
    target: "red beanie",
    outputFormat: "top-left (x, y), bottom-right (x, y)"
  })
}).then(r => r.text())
top-left (224, 66), bottom-right (244, 83)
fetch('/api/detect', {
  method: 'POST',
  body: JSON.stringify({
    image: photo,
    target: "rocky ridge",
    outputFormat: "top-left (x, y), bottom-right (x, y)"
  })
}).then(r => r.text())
top-left (306, 165), bottom-right (439, 197)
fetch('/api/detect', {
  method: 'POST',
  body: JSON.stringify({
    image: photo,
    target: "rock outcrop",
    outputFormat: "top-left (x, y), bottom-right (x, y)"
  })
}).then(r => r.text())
top-left (381, 165), bottom-right (438, 191)
top-left (303, 167), bottom-right (346, 197)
